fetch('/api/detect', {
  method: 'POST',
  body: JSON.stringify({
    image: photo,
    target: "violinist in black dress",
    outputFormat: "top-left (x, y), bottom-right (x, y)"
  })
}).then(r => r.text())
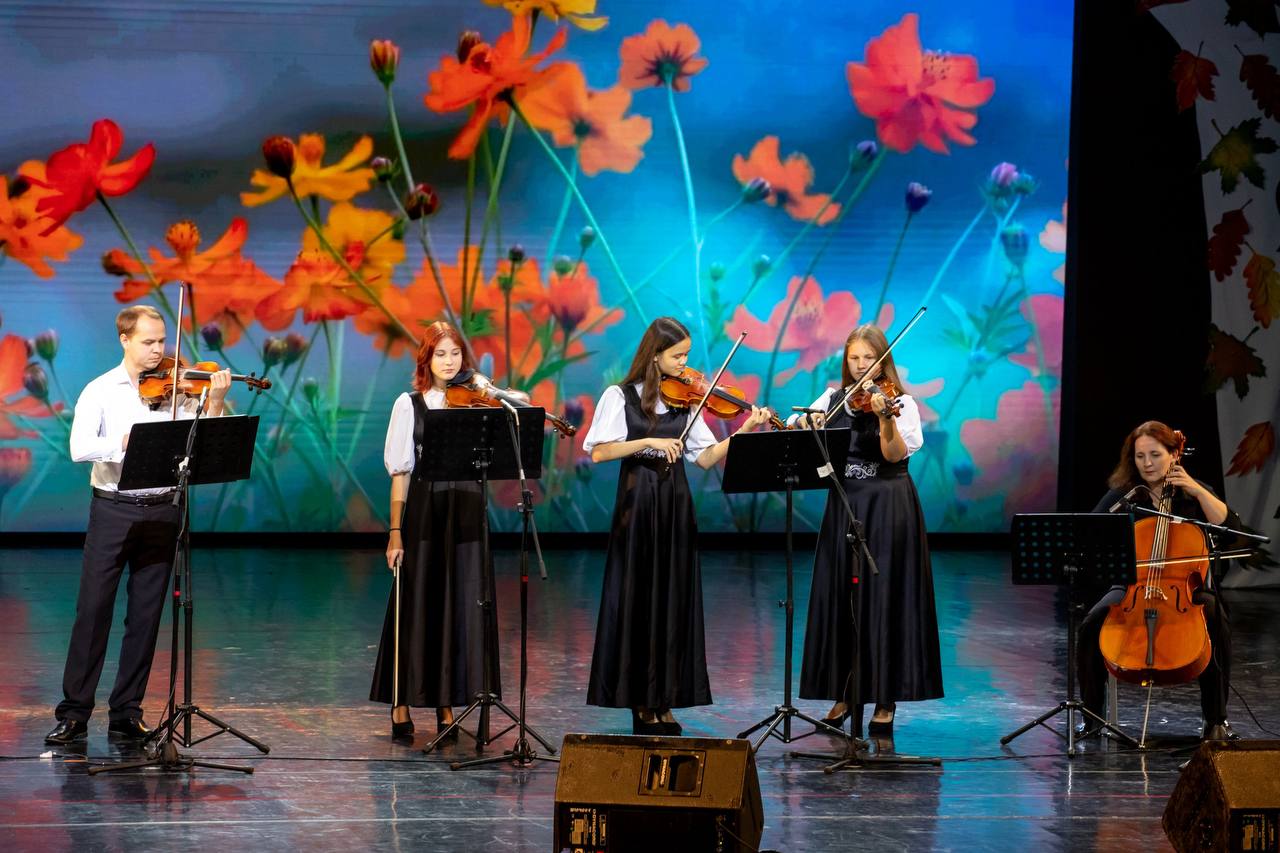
top-left (1076, 420), bottom-right (1241, 741)
top-left (371, 321), bottom-right (506, 740)
top-left (794, 323), bottom-right (943, 737)
top-left (581, 317), bottom-right (770, 735)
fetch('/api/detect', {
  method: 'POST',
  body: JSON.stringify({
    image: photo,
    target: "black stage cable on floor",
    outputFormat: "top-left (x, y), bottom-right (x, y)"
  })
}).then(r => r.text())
top-left (1229, 682), bottom-right (1280, 738)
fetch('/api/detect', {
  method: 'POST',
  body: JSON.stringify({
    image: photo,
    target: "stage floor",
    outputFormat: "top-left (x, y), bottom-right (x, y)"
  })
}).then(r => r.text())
top-left (1, 546), bottom-right (1277, 851)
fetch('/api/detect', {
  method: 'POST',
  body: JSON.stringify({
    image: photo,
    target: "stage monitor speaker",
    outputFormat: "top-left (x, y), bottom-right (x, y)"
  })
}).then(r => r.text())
top-left (1163, 740), bottom-right (1280, 852)
top-left (554, 733), bottom-right (764, 853)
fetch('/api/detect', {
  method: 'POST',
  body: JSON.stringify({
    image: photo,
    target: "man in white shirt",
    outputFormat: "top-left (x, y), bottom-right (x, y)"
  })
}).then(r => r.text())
top-left (45, 305), bottom-right (230, 747)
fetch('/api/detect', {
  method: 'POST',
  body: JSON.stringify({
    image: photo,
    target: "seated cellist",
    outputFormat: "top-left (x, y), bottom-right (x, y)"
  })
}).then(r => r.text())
top-left (1076, 420), bottom-right (1241, 742)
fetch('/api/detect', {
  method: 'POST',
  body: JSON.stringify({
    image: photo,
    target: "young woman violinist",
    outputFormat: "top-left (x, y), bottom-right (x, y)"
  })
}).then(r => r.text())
top-left (370, 321), bottom-right (508, 740)
top-left (1077, 420), bottom-right (1241, 741)
top-left (582, 317), bottom-right (771, 735)
top-left (793, 324), bottom-right (943, 737)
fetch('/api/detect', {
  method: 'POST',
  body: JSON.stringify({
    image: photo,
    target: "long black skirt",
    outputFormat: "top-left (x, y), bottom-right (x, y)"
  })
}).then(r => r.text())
top-left (799, 472), bottom-right (943, 704)
top-left (369, 480), bottom-right (500, 707)
top-left (587, 460), bottom-right (712, 709)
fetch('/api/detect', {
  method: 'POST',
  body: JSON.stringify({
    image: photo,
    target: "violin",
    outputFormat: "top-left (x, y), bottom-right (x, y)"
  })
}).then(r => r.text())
top-left (138, 356), bottom-right (271, 408)
top-left (848, 378), bottom-right (902, 418)
top-left (659, 367), bottom-right (788, 431)
top-left (444, 373), bottom-right (577, 439)
top-left (1098, 431), bottom-right (1213, 685)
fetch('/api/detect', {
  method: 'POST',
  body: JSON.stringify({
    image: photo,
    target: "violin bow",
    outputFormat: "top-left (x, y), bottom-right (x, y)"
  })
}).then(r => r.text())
top-left (674, 331), bottom-right (747, 449)
top-left (824, 306), bottom-right (927, 421)
top-left (169, 280), bottom-right (189, 421)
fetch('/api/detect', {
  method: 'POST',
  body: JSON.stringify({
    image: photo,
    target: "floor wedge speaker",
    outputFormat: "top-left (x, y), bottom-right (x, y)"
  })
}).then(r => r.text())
top-left (1164, 740), bottom-right (1280, 852)
top-left (554, 734), bottom-right (764, 853)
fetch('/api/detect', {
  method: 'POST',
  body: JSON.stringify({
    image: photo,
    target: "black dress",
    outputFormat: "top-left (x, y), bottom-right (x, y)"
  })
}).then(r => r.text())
top-left (587, 385), bottom-right (712, 709)
top-left (369, 392), bottom-right (501, 707)
top-left (1076, 482), bottom-right (1238, 725)
top-left (799, 399), bottom-right (944, 707)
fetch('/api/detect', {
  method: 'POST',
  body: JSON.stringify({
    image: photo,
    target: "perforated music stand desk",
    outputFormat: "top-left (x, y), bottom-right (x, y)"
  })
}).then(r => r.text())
top-left (1003, 512), bottom-right (1140, 755)
top-left (723, 427), bottom-right (851, 751)
top-left (417, 407), bottom-right (544, 482)
top-left (117, 414), bottom-right (258, 490)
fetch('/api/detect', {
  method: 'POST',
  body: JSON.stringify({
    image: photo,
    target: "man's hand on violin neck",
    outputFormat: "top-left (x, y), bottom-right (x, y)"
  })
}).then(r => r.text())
top-left (208, 368), bottom-right (232, 400)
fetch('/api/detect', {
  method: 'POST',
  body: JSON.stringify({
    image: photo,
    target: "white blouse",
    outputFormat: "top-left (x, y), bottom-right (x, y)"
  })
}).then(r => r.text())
top-left (383, 389), bottom-right (447, 475)
top-left (787, 387), bottom-right (924, 457)
top-left (581, 384), bottom-right (718, 464)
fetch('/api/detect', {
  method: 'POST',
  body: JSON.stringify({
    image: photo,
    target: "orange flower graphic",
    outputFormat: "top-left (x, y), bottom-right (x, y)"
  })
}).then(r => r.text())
top-left (520, 63), bottom-right (653, 175)
top-left (300, 202), bottom-right (405, 289)
top-left (0, 334), bottom-right (62, 439)
top-left (424, 14), bottom-right (568, 159)
top-left (731, 137), bottom-right (841, 225)
top-left (240, 134), bottom-right (376, 207)
top-left (19, 119), bottom-right (155, 233)
top-left (846, 13), bottom-right (995, 154)
top-left (728, 276), bottom-right (893, 386)
top-left (618, 20), bottom-right (708, 92)
top-left (0, 167), bottom-right (84, 278)
top-left (257, 250), bottom-right (369, 329)
top-left (539, 260), bottom-right (622, 337)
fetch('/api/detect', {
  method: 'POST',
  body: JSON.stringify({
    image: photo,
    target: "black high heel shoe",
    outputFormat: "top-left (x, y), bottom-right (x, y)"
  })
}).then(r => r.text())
top-left (868, 703), bottom-right (896, 734)
top-left (657, 709), bottom-right (682, 736)
top-left (391, 710), bottom-right (415, 740)
top-left (436, 709), bottom-right (459, 743)
top-left (632, 709), bottom-right (666, 735)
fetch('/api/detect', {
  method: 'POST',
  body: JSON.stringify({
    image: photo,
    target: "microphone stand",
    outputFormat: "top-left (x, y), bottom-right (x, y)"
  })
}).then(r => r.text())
top-left (450, 399), bottom-right (558, 770)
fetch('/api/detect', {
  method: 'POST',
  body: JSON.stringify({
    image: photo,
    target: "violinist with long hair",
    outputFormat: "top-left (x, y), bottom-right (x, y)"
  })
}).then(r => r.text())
top-left (1077, 420), bottom-right (1241, 741)
top-left (581, 317), bottom-right (770, 735)
top-left (792, 324), bottom-right (943, 738)
top-left (46, 306), bottom-right (231, 747)
top-left (371, 322), bottom-right (519, 740)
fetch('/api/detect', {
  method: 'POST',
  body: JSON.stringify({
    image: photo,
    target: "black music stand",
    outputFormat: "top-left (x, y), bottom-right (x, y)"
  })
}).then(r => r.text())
top-left (1000, 512), bottom-right (1141, 756)
top-left (724, 428), bottom-right (853, 751)
top-left (414, 407), bottom-right (558, 768)
top-left (91, 412), bottom-right (268, 776)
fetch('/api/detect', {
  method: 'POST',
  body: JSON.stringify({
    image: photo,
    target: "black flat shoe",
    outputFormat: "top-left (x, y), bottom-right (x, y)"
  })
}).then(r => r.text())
top-left (658, 711), bottom-right (682, 736)
top-left (631, 709), bottom-right (665, 736)
top-left (107, 717), bottom-right (151, 741)
top-left (815, 710), bottom-right (849, 733)
top-left (391, 719), bottom-right (415, 740)
top-left (45, 718), bottom-right (88, 746)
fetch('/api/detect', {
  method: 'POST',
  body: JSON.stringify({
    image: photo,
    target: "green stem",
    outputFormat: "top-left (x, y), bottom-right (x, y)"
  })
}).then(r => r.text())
top-left (545, 152), bottom-right (579, 272)
top-left (287, 180), bottom-right (420, 348)
top-left (465, 122), bottom-right (517, 319)
top-left (305, 398), bottom-right (386, 527)
top-left (667, 84), bottom-right (709, 368)
top-left (504, 285), bottom-right (514, 386)
top-left (384, 83), bottom-right (416, 190)
top-left (44, 362), bottom-right (74, 427)
top-left (511, 98), bottom-right (648, 325)
top-left (344, 349), bottom-right (388, 462)
top-left (321, 320), bottom-right (343, 451)
top-left (11, 415), bottom-right (67, 457)
top-left (462, 153), bottom-right (477, 319)
top-left (269, 325), bottom-right (322, 457)
top-left (633, 199), bottom-right (743, 296)
top-left (872, 211), bottom-right (915, 321)
top-left (760, 151), bottom-right (887, 407)
top-left (917, 203), bottom-right (986, 311)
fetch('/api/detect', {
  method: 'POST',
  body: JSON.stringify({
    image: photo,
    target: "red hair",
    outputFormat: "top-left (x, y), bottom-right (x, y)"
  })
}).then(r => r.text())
top-left (412, 322), bottom-right (473, 392)
top-left (1106, 420), bottom-right (1188, 490)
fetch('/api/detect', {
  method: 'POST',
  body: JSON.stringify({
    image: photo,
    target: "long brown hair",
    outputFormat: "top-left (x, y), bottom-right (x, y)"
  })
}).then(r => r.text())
top-left (620, 317), bottom-right (691, 426)
top-left (840, 324), bottom-right (903, 389)
top-left (1106, 420), bottom-right (1187, 490)
top-left (412, 321), bottom-right (474, 393)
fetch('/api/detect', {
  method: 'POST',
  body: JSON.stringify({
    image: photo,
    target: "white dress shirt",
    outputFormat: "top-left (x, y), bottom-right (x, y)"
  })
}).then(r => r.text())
top-left (384, 389), bottom-right (447, 476)
top-left (788, 387), bottom-right (925, 457)
top-left (70, 361), bottom-right (200, 493)
top-left (581, 383), bottom-right (718, 464)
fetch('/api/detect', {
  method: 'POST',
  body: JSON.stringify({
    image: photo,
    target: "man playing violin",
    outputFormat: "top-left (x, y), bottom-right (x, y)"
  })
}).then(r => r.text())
top-left (45, 306), bottom-right (231, 746)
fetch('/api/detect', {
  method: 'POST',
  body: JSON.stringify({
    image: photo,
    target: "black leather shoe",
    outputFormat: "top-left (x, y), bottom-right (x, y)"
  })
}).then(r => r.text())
top-left (631, 709), bottom-right (665, 736)
top-left (391, 719), bottom-right (415, 740)
top-left (1202, 721), bottom-right (1240, 742)
top-left (45, 718), bottom-right (88, 746)
top-left (107, 717), bottom-right (152, 741)
top-left (658, 711), bottom-right (682, 736)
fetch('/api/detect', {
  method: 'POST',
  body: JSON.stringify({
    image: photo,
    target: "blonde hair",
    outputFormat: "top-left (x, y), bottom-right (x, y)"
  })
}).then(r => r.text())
top-left (116, 305), bottom-right (164, 338)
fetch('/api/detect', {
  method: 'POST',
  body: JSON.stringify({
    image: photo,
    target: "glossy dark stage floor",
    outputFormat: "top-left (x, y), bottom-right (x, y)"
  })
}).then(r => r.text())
top-left (2, 546), bottom-right (1278, 852)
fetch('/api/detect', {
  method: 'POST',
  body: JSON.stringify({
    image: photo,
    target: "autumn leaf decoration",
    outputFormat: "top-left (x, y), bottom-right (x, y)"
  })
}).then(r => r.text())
top-left (1206, 323), bottom-right (1267, 398)
top-left (1224, 0), bottom-right (1280, 39)
top-left (1208, 202), bottom-right (1251, 280)
top-left (1226, 421), bottom-right (1276, 476)
top-left (1198, 118), bottom-right (1279, 193)
top-left (1243, 249), bottom-right (1280, 327)
top-left (1171, 44), bottom-right (1218, 111)
top-left (1238, 47), bottom-right (1280, 119)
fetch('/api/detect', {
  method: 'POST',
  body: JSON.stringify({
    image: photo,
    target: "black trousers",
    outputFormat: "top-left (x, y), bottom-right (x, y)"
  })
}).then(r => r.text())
top-left (1076, 584), bottom-right (1231, 726)
top-left (55, 495), bottom-right (180, 723)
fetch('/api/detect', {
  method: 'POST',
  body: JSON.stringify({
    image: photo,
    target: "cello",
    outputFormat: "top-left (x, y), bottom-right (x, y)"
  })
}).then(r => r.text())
top-left (1097, 433), bottom-right (1213, 686)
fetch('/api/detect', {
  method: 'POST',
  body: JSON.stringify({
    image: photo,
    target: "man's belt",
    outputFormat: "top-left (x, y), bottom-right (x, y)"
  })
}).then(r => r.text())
top-left (92, 487), bottom-right (175, 506)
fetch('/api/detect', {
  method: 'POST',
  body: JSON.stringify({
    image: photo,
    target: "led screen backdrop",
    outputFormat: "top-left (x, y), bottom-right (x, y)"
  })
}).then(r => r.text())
top-left (0, 0), bottom-right (1073, 533)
